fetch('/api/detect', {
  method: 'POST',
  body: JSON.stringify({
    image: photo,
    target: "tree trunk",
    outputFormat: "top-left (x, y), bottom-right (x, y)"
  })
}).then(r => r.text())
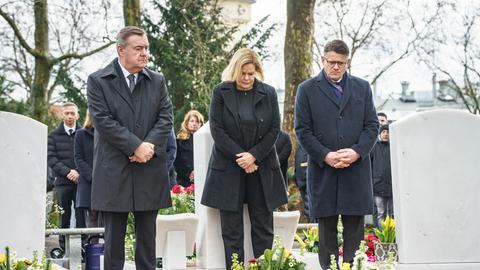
top-left (32, 0), bottom-right (52, 123)
top-left (124, 0), bottom-right (141, 26)
top-left (283, 0), bottom-right (315, 163)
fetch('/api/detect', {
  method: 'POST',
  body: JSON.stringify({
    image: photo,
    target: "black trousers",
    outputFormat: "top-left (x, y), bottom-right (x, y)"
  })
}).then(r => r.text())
top-left (102, 210), bottom-right (157, 270)
top-left (219, 172), bottom-right (273, 270)
top-left (55, 185), bottom-right (86, 250)
top-left (317, 215), bottom-right (364, 269)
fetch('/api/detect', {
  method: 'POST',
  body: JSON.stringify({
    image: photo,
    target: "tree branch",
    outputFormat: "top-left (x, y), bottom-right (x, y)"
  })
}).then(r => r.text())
top-left (0, 7), bottom-right (40, 58)
top-left (51, 40), bottom-right (114, 65)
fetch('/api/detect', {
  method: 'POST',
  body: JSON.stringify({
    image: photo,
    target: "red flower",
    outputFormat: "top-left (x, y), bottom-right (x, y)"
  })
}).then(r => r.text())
top-left (172, 184), bottom-right (182, 194)
top-left (367, 241), bottom-right (375, 249)
top-left (248, 258), bottom-right (257, 263)
top-left (367, 234), bottom-right (378, 241)
top-left (366, 250), bottom-right (374, 257)
top-left (185, 184), bottom-right (195, 194)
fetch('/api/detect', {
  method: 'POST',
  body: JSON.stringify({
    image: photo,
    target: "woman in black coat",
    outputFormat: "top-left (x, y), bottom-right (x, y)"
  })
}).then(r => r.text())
top-left (174, 110), bottom-right (204, 187)
top-left (74, 111), bottom-right (98, 227)
top-left (201, 48), bottom-right (288, 269)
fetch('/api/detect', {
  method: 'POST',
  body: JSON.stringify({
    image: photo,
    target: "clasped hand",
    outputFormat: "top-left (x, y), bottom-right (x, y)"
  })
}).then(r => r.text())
top-left (130, 142), bottom-right (155, 163)
top-left (324, 148), bottom-right (360, 169)
top-left (236, 152), bottom-right (258, 174)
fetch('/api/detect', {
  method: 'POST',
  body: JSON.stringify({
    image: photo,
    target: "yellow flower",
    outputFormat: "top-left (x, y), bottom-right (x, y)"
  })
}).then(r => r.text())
top-left (341, 262), bottom-right (351, 270)
top-left (0, 253), bottom-right (6, 264)
top-left (283, 248), bottom-right (290, 258)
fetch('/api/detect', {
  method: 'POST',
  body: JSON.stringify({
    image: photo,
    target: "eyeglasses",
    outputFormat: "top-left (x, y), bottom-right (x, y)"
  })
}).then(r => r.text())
top-left (324, 58), bottom-right (348, 68)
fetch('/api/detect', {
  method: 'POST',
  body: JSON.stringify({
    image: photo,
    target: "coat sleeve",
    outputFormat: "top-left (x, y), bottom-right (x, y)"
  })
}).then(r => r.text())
top-left (209, 86), bottom-right (245, 159)
top-left (87, 75), bottom-right (143, 156)
top-left (74, 132), bottom-right (92, 183)
top-left (248, 88), bottom-right (281, 163)
top-left (47, 134), bottom-right (71, 177)
top-left (350, 83), bottom-right (380, 160)
top-left (166, 129), bottom-right (177, 169)
top-left (294, 82), bottom-right (331, 168)
top-left (144, 76), bottom-right (174, 152)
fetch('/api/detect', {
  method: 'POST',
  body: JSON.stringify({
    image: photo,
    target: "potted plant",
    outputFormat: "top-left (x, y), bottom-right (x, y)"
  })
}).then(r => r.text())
top-left (373, 216), bottom-right (398, 262)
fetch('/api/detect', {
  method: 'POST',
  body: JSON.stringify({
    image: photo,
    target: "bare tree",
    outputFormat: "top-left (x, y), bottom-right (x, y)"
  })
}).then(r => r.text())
top-left (0, 0), bottom-right (115, 122)
top-left (313, 0), bottom-right (446, 86)
top-left (419, 2), bottom-right (480, 114)
top-left (283, 0), bottom-right (316, 161)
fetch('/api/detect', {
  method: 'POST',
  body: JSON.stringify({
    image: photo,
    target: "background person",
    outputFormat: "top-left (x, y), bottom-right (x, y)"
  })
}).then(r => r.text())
top-left (74, 110), bottom-right (98, 228)
top-left (295, 40), bottom-right (379, 269)
top-left (275, 130), bottom-right (292, 185)
top-left (201, 48), bottom-right (288, 269)
top-left (174, 110), bottom-right (204, 187)
top-left (47, 102), bottom-right (86, 252)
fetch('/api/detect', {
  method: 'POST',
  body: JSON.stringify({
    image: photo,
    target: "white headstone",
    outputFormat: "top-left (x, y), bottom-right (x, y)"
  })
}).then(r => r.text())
top-left (0, 112), bottom-right (47, 257)
top-left (390, 109), bottom-right (480, 269)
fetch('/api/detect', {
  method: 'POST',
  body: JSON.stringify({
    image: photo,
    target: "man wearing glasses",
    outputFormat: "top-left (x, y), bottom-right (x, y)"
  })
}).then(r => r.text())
top-left (295, 39), bottom-right (379, 269)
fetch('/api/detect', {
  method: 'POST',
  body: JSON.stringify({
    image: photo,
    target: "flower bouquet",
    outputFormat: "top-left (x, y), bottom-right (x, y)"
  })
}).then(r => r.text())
top-left (159, 184), bottom-right (195, 215)
top-left (0, 247), bottom-right (56, 270)
top-left (231, 236), bottom-right (306, 270)
top-left (294, 225), bottom-right (318, 253)
top-left (373, 216), bottom-right (398, 262)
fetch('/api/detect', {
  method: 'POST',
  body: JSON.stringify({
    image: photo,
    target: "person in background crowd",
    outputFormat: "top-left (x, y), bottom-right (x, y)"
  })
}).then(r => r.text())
top-left (201, 48), bottom-right (288, 269)
top-left (275, 130), bottom-right (292, 185)
top-left (295, 40), bottom-right (379, 269)
top-left (47, 102), bottom-right (86, 252)
top-left (166, 129), bottom-right (177, 188)
top-left (174, 110), bottom-right (204, 187)
top-left (294, 143), bottom-right (311, 222)
top-left (87, 26), bottom-right (173, 270)
top-left (371, 124), bottom-right (393, 228)
top-left (74, 110), bottom-right (98, 228)
top-left (377, 112), bottom-right (388, 126)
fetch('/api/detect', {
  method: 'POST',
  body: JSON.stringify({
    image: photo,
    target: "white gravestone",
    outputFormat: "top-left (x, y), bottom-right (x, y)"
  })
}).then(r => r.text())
top-left (390, 109), bottom-right (480, 270)
top-left (194, 123), bottom-right (298, 269)
top-left (0, 112), bottom-right (47, 257)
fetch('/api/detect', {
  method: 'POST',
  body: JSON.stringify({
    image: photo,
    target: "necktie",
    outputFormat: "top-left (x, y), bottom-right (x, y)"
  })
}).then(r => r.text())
top-left (68, 129), bottom-right (74, 136)
top-left (127, 74), bottom-right (136, 92)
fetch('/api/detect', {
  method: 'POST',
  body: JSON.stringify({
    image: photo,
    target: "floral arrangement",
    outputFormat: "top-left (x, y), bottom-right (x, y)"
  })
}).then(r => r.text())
top-left (374, 216), bottom-right (396, 243)
top-left (0, 247), bottom-right (56, 270)
top-left (231, 236), bottom-right (306, 270)
top-left (159, 184), bottom-right (195, 215)
top-left (364, 234), bottom-right (379, 262)
top-left (294, 225), bottom-right (318, 253)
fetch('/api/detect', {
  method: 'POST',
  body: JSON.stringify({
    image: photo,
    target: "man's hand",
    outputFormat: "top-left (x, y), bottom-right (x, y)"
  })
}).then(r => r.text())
top-left (236, 152), bottom-right (256, 169)
top-left (130, 142), bottom-right (155, 163)
top-left (324, 151), bottom-right (353, 169)
top-left (244, 163), bottom-right (258, 174)
top-left (67, 169), bottom-right (79, 183)
top-left (335, 148), bottom-right (360, 168)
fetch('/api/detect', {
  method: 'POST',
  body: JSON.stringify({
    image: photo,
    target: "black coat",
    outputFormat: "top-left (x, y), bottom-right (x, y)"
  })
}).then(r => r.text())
top-left (174, 136), bottom-right (194, 186)
top-left (201, 80), bottom-right (288, 212)
top-left (74, 128), bottom-right (94, 208)
top-left (275, 130), bottom-right (292, 184)
top-left (87, 59), bottom-right (173, 212)
top-left (47, 122), bottom-right (81, 186)
top-left (295, 71), bottom-right (379, 217)
top-left (370, 141), bottom-right (392, 197)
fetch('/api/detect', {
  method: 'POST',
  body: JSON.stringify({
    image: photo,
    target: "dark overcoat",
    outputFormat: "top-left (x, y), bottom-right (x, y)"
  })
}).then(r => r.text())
top-left (201, 80), bottom-right (288, 212)
top-left (87, 59), bottom-right (173, 212)
top-left (74, 127), bottom-right (94, 208)
top-left (294, 71), bottom-right (379, 218)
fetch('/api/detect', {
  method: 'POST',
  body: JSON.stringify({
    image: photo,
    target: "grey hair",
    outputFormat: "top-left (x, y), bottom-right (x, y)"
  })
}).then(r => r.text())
top-left (116, 26), bottom-right (146, 47)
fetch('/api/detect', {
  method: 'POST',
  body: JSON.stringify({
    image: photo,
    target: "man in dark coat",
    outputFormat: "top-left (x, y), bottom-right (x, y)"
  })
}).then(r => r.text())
top-left (275, 130), bottom-right (292, 185)
top-left (47, 102), bottom-right (86, 252)
top-left (295, 40), bottom-right (379, 269)
top-left (87, 26), bottom-right (173, 270)
top-left (371, 124), bottom-right (393, 228)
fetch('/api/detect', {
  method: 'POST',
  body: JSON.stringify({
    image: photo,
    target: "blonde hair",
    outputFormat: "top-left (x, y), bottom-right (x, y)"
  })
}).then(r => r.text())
top-left (221, 48), bottom-right (264, 82)
top-left (177, 110), bottom-right (205, 140)
top-left (83, 110), bottom-right (94, 129)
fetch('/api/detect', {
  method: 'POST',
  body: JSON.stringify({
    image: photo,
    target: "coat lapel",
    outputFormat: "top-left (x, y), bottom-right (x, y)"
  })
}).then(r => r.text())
top-left (316, 72), bottom-right (340, 108)
top-left (253, 80), bottom-right (267, 107)
top-left (339, 74), bottom-right (352, 114)
top-left (100, 60), bottom-right (135, 112)
top-left (220, 83), bottom-right (240, 130)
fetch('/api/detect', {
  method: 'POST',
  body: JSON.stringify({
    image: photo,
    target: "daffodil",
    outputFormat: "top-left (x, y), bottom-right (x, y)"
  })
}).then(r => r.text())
top-left (341, 262), bottom-right (351, 270)
top-left (0, 253), bottom-right (6, 264)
